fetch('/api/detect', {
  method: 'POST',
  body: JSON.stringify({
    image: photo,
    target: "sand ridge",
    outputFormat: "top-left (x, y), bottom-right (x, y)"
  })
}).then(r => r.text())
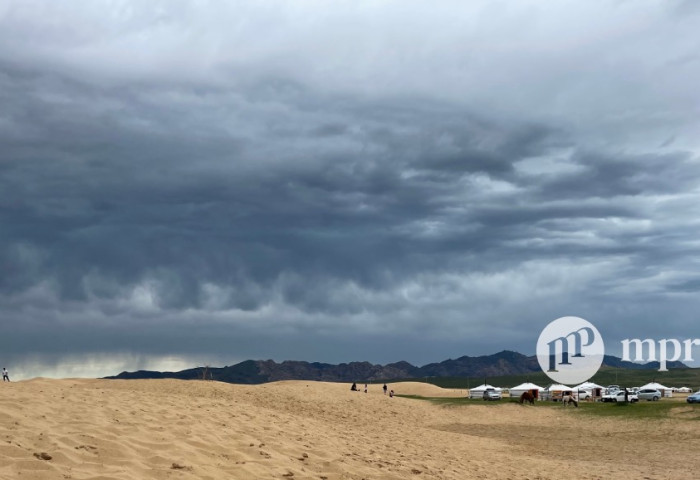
top-left (1, 378), bottom-right (699, 479)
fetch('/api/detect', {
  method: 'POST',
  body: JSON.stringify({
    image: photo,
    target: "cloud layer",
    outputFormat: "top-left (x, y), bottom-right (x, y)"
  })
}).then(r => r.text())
top-left (2, 0), bottom-right (700, 378)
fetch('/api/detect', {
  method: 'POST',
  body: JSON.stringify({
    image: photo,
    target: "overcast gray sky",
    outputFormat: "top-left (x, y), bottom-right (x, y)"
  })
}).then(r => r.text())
top-left (2, 0), bottom-right (700, 379)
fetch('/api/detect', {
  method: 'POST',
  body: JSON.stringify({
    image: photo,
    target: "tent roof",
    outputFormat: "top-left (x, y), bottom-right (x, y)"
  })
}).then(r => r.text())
top-left (511, 382), bottom-right (544, 390)
top-left (546, 384), bottom-right (572, 391)
top-left (469, 384), bottom-right (502, 391)
top-left (574, 381), bottom-right (603, 389)
top-left (470, 384), bottom-right (494, 391)
top-left (639, 382), bottom-right (670, 390)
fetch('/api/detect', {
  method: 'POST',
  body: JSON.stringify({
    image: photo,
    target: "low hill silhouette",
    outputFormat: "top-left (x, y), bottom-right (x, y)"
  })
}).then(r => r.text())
top-left (105, 350), bottom-right (688, 384)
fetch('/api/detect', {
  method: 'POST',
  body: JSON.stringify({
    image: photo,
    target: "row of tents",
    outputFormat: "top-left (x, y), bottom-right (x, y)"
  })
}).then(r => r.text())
top-left (468, 381), bottom-right (676, 399)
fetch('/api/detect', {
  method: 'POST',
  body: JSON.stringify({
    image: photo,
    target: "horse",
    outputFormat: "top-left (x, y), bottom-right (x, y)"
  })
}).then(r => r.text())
top-left (519, 391), bottom-right (535, 405)
top-left (562, 394), bottom-right (578, 407)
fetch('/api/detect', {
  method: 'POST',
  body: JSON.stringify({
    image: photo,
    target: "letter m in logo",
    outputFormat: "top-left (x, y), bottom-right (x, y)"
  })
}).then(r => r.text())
top-left (547, 327), bottom-right (595, 372)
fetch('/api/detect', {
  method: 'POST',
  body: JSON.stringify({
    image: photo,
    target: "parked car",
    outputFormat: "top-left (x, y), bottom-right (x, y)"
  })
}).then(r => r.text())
top-left (601, 390), bottom-right (638, 403)
top-left (482, 388), bottom-right (502, 401)
top-left (687, 392), bottom-right (700, 404)
top-left (575, 390), bottom-right (592, 401)
top-left (637, 388), bottom-right (662, 401)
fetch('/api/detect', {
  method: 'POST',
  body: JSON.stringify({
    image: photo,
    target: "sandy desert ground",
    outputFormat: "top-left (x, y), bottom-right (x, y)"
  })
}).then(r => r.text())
top-left (1, 378), bottom-right (699, 480)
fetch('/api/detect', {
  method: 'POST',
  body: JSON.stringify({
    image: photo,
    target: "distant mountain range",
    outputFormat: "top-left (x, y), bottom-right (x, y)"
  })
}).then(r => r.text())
top-left (105, 350), bottom-right (689, 384)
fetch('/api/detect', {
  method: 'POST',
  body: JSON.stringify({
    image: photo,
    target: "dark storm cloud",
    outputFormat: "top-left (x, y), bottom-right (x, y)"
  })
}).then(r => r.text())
top-left (1, 0), bottom-right (700, 377)
top-left (536, 150), bottom-right (700, 200)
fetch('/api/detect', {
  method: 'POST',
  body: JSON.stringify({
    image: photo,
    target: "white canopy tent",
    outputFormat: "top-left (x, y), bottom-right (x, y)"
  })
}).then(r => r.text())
top-left (468, 384), bottom-right (502, 399)
top-left (639, 382), bottom-right (673, 397)
top-left (510, 382), bottom-right (544, 400)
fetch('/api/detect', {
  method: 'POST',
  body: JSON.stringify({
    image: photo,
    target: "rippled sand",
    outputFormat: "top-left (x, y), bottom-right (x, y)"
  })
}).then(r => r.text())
top-left (1, 378), bottom-right (697, 479)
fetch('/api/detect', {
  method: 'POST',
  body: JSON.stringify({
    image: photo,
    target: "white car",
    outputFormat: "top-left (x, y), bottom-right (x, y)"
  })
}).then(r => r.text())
top-left (601, 390), bottom-right (638, 403)
top-left (637, 388), bottom-right (662, 401)
top-left (575, 390), bottom-right (592, 401)
top-left (482, 388), bottom-right (502, 401)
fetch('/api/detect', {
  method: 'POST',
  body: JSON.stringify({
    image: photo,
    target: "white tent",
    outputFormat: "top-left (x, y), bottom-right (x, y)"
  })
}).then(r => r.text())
top-left (543, 384), bottom-right (573, 401)
top-left (546, 383), bottom-right (572, 391)
top-left (573, 381), bottom-right (604, 399)
top-left (574, 381), bottom-right (604, 390)
top-left (639, 382), bottom-right (673, 397)
top-left (510, 382), bottom-right (544, 400)
top-left (468, 384), bottom-right (502, 399)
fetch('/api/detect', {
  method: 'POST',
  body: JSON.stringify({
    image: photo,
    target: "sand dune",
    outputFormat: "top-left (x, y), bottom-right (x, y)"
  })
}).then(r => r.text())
top-left (368, 381), bottom-right (466, 398)
top-left (1, 378), bottom-right (699, 479)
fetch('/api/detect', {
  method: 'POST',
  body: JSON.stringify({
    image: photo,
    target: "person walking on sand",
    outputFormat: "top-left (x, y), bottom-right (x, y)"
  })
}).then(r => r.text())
top-left (2, 368), bottom-right (9, 382)
top-left (364, 384), bottom-right (368, 393)
top-left (383, 384), bottom-right (388, 395)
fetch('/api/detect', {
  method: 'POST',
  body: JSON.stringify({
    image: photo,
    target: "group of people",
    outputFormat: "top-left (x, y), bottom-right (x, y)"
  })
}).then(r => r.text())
top-left (350, 382), bottom-right (393, 397)
top-left (2, 368), bottom-right (8, 382)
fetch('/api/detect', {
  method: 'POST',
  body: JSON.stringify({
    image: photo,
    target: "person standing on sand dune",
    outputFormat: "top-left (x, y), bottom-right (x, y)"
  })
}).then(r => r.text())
top-left (2, 368), bottom-right (8, 382)
top-left (383, 384), bottom-right (388, 395)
